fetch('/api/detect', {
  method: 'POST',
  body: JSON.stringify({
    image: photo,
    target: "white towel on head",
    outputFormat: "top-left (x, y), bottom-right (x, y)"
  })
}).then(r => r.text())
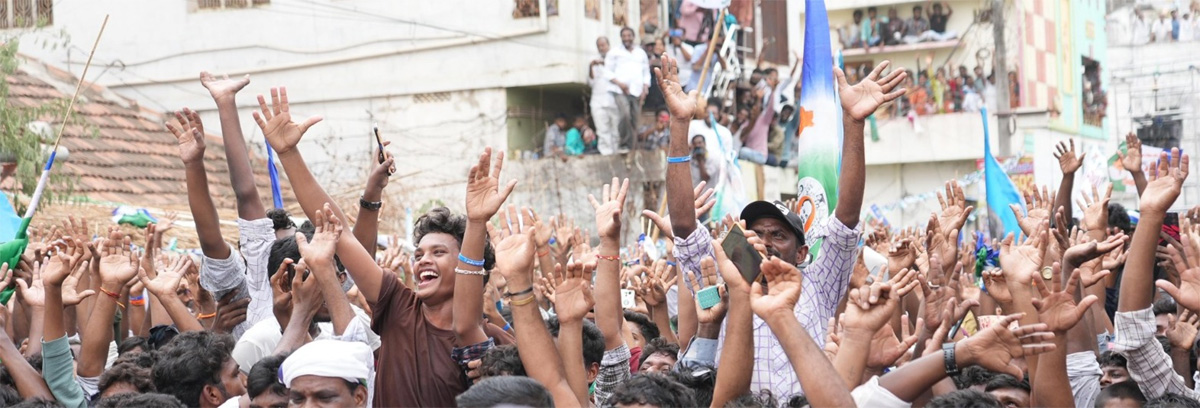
top-left (280, 339), bottom-right (373, 388)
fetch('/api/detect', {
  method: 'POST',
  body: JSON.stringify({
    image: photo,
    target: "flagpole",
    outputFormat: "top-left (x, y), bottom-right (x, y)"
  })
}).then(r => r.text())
top-left (694, 8), bottom-right (726, 102)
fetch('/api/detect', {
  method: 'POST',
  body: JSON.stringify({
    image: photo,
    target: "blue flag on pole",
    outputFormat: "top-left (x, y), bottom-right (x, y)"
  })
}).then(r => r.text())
top-left (981, 108), bottom-right (1024, 238)
top-left (266, 144), bottom-right (284, 209)
top-left (794, 0), bottom-right (843, 252)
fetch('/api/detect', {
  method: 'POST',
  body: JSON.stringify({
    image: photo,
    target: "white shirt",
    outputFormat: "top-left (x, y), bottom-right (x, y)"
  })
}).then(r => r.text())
top-left (1133, 17), bottom-right (1151, 45)
top-left (605, 44), bottom-right (651, 97)
top-left (198, 218), bottom-right (276, 339)
top-left (589, 58), bottom-right (615, 108)
top-left (231, 304), bottom-right (381, 373)
top-left (1153, 17), bottom-right (1173, 42)
top-left (666, 42), bottom-right (695, 86)
top-left (1181, 17), bottom-right (1195, 41)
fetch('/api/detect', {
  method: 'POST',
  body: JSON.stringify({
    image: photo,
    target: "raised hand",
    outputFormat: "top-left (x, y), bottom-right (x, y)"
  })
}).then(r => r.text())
top-left (166, 108), bottom-right (206, 164)
top-left (936, 181), bottom-right (973, 239)
top-left (1077, 183), bottom-right (1113, 232)
top-left (139, 255), bottom-right (191, 299)
top-left (1054, 139), bottom-right (1085, 175)
top-left (887, 238), bottom-right (916, 276)
top-left (957, 314), bottom-right (1056, 378)
top-left (588, 178), bottom-right (630, 242)
top-left (61, 260), bottom-right (95, 307)
top-left (637, 259), bottom-right (676, 307)
top-left (212, 289), bottom-right (251, 334)
top-left (199, 71), bottom-right (250, 101)
top-left (749, 257), bottom-right (804, 320)
top-left (1032, 263), bottom-right (1097, 333)
top-left (16, 261), bottom-right (46, 308)
top-left (295, 203), bottom-right (343, 268)
top-left (1062, 231), bottom-right (1125, 270)
top-left (1167, 309), bottom-right (1200, 351)
top-left (1158, 232), bottom-right (1200, 313)
top-left (867, 317), bottom-right (918, 370)
top-left (1115, 133), bottom-right (1144, 173)
top-left (252, 87), bottom-right (323, 154)
top-left (1141, 148), bottom-right (1190, 213)
top-left (522, 208), bottom-right (554, 251)
top-left (552, 262), bottom-right (595, 323)
top-left (465, 148), bottom-right (518, 223)
top-left (367, 140), bottom-right (396, 189)
top-left (1012, 186), bottom-right (1054, 237)
top-left (289, 260), bottom-right (323, 317)
top-left (835, 60), bottom-right (907, 121)
top-left (999, 223), bottom-right (1048, 285)
top-left (98, 234), bottom-right (139, 289)
top-left (493, 215), bottom-right (538, 287)
top-left (690, 257), bottom-right (729, 324)
top-left (655, 51), bottom-right (704, 120)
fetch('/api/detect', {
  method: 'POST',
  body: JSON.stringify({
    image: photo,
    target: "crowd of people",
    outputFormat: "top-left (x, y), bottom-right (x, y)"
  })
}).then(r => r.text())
top-left (1131, 4), bottom-right (1200, 44)
top-left (887, 62), bottom-right (1020, 118)
top-left (837, 2), bottom-right (959, 52)
top-left (0, 20), bottom-right (1199, 408)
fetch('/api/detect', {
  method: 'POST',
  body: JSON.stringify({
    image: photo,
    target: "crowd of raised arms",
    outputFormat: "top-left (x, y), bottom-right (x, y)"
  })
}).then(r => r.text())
top-left (0, 46), bottom-right (1193, 408)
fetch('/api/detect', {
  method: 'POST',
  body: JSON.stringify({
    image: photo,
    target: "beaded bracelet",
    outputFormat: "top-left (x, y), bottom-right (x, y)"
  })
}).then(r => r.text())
top-left (596, 254), bottom-right (620, 262)
top-left (455, 267), bottom-right (487, 276)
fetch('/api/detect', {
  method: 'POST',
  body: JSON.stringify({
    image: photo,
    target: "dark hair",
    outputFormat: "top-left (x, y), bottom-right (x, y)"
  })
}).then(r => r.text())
top-left (112, 349), bottom-right (157, 369)
top-left (867, 6), bottom-right (877, 12)
top-left (853, 9), bottom-right (863, 17)
top-left (554, 113), bottom-right (568, 121)
top-left (706, 97), bottom-right (723, 110)
top-left (117, 336), bottom-right (149, 356)
top-left (1099, 350), bottom-right (1128, 368)
top-left (624, 310), bottom-right (660, 342)
top-left (1147, 393), bottom-right (1200, 408)
top-left (640, 337), bottom-right (680, 368)
top-left (1153, 297), bottom-right (1177, 316)
top-left (610, 373), bottom-right (697, 408)
top-left (727, 390), bottom-right (779, 407)
top-left (95, 393), bottom-right (186, 408)
top-left (954, 365), bottom-right (997, 389)
top-left (267, 208), bottom-right (295, 231)
top-left (479, 345), bottom-right (526, 377)
top-left (1096, 381), bottom-right (1146, 408)
top-left (927, 389), bottom-right (1002, 408)
top-left (414, 207), bottom-right (495, 271)
top-left (0, 386), bottom-right (18, 407)
top-left (620, 26), bottom-right (635, 36)
top-left (545, 317), bottom-right (605, 369)
top-left (10, 397), bottom-right (63, 408)
top-left (913, 5), bottom-right (922, 12)
top-left (248, 353), bottom-right (289, 399)
top-left (267, 229), bottom-right (312, 280)
top-left (984, 374), bottom-right (1029, 394)
top-left (657, 108), bottom-right (669, 116)
top-left (762, 68), bottom-right (778, 76)
top-left (456, 376), bottom-right (553, 408)
top-left (24, 354), bottom-right (42, 374)
top-left (1109, 202), bottom-right (1132, 235)
top-left (297, 220), bottom-right (315, 236)
top-left (670, 365), bottom-right (717, 407)
top-left (98, 362), bottom-right (156, 396)
top-left (152, 331), bottom-right (237, 406)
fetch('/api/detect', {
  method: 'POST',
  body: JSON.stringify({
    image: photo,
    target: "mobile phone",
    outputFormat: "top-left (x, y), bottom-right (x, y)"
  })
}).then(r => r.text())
top-left (697, 285), bottom-right (722, 309)
top-left (621, 289), bottom-right (636, 309)
top-left (670, 28), bottom-right (683, 37)
top-left (373, 125), bottom-right (386, 164)
top-left (722, 225), bottom-right (763, 284)
top-left (1162, 212), bottom-right (1180, 245)
top-left (947, 310), bottom-right (976, 341)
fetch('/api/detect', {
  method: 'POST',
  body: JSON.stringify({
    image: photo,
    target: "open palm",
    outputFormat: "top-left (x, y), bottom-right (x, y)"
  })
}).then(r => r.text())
top-left (655, 52), bottom-right (702, 120)
top-left (1117, 133), bottom-right (1143, 173)
top-left (166, 109), bottom-right (206, 164)
top-left (465, 148), bottom-right (517, 223)
top-left (1033, 266), bottom-right (1095, 333)
top-left (200, 71), bottom-right (250, 100)
top-left (750, 257), bottom-right (803, 319)
top-left (1141, 148), bottom-right (1189, 213)
top-left (589, 178), bottom-right (629, 241)
top-left (253, 87), bottom-right (322, 154)
top-left (553, 263), bottom-right (594, 323)
top-left (1000, 229), bottom-right (1047, 285)
top-left (836, 60), bottom-right (907, 121)
top-left (1054, 139), bottom-right (1085, 174)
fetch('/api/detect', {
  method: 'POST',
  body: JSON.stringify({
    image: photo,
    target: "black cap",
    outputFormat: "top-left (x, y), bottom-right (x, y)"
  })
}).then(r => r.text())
top-left (740, 200), bottom-right (806, 247)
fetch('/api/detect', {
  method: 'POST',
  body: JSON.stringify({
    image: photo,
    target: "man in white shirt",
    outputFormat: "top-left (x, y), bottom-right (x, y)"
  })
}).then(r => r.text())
top-left (606, 27), bottom-right (651, 152)
top-left (666, 29), bottom-right (694, 88)
top-left (589, 37), bottom-right (620, 155)
top-left (1153, 12), bottom-right (1173, 42)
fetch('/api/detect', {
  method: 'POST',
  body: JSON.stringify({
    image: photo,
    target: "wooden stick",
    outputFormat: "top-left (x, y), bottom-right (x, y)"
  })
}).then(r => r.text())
top-left (694, 8), bottom-right (727, 105)
top-left (51, 14), bottom-right (109, 151)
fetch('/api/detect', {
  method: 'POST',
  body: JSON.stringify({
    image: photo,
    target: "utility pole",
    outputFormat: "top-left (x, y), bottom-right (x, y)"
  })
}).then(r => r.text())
top-left (992, 0), bottom-right (1012, 157)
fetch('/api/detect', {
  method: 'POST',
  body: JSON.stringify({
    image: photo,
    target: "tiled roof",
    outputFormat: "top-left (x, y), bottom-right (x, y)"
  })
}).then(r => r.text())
top-left (7, 56), bottom-right (292, 212)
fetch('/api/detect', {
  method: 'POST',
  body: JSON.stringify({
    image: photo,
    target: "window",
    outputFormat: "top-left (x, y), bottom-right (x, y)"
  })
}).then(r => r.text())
top-left (0, 0), bottom-right (52, 29)
top-left (1081, 57), bottom-right (1106, 127)
top-left (196, 0), bottom-right (269, 11)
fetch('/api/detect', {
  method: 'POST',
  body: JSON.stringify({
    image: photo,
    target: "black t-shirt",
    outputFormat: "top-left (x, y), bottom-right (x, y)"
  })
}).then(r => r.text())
top-left (930, 14), bottom-right (949, 33)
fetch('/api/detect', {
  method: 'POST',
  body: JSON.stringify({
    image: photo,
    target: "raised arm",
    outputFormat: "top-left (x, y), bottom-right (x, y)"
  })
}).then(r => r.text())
top-left (297, 204), bottom-right (355, 336)
top-left (752, 257), bottom-right (855, 407)
top-left (495, 222), bottom-right (578, 407)
top-left (1116, 133), bottom-right (1149, 196)
top-left (166, 109), bottom-right (229, 258)
top-left (657, 53), bottom-right (704, 237)
top-left (1124, 149), bottom-right (1188, 312)
top-left (592, 178), bottom-right (630, 351)
top-left (550, 262), bottom-right (596, 406)
top-left (200, 72), bottom-right (265, 220)
top-left (352, 143), bottom-right (394, 259)
top-left (834, 268), bottom-right (918, 389)
top-left (137, 255), bottom-right (203, 333)
top-left (78, 234), bottom-right (140, 378)
top-left (1030, 264), bottom-right (1097, 408)
top-left (709, 242), bottom-right (754, 407)
top-left (0, 306), bottom-right (51, 399)
top-left (1053, 140), bottom-right (1084, 221)
top-left (455, 148), bottom-right (516, 346)
top-left (253, 87), bottom-right (386, 303)
top-left (275, 259), bottom-right (322, 355)
top-left (835, 61), bottom-right (907, 228)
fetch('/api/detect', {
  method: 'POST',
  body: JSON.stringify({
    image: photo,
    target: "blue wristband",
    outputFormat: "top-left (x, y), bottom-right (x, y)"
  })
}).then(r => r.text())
top-left (502, 323), bottom-right (511, 332)
top-left (458, 253), bottom-right (485, 267)
top-left (666, 261), bottom-right (677, 267)
top-left (548, 236), bottom-right (557, 245)
top-left (666, 155), bottom-right (691, 163)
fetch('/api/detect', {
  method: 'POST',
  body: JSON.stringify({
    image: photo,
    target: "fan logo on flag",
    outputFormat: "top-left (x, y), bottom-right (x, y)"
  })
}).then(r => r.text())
top-left (795, 177), bottom-right (829, 234)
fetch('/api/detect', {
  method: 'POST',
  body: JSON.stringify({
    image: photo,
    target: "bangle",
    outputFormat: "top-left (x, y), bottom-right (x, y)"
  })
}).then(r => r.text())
top-left (359, 196), bottom-right (382, 211)
top-left (502, 323), bottom-right (511, 332)
top-left (666, 261), bottom-right (677, 267)
top-left (198, 312), bottom-right (217, 320)
top-left (537, 248), bottom-right (550, 258)
top-left (667, 155), bottom-right (692, 163)
top-left (114, 302), bottom-right (125, 310)
top-left (98, 286), bottom-right (120, 300)
top-left (129, 299), bottom-right (146, 307)
top-left (455, 267), bottom-right (487, 276)
top-left (942, 343), bottom-right (960, 376)
top-left (510, 294), bottom-right (537, 306)
top-left (458, 254), bottom-right (485, 267)
top-left (596, 254), bottom-right (620, 262)
top-left (128, 295), bottom-right (144, 302)
top-left (504, 286), bottom-right (534, 298)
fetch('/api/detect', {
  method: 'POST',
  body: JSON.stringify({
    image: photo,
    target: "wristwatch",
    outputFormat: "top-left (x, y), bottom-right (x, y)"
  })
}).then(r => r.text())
top-left (943, 342), bottom-right (960, 376)
top-left (360, 196), bottom-right (383, 211)
top-left (1041, 266), bottom-right (1053, 280)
